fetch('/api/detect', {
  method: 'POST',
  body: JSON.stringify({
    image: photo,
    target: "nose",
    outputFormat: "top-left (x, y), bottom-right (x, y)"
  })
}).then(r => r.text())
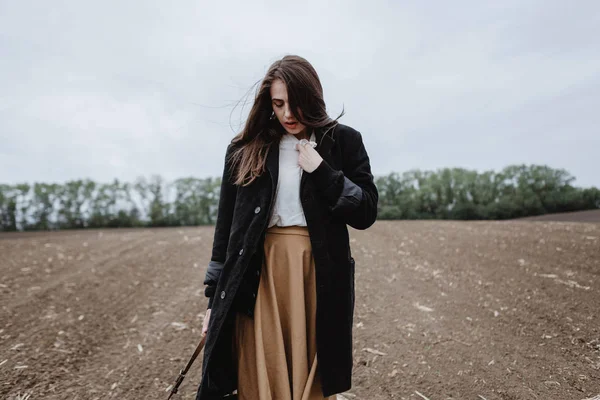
top-left (283, 104), bottom-right (292, 119)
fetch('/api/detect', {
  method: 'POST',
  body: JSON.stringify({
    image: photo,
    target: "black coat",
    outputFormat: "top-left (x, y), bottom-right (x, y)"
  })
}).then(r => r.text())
top-left (196, 123), bottom-right (378, 399)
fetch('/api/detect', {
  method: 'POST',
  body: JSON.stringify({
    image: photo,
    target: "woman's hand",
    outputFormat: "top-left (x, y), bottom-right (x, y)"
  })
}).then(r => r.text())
top-left (202, 309), bottom-right (211, 336)
top-left (296, 140), bottom-right (323, 173)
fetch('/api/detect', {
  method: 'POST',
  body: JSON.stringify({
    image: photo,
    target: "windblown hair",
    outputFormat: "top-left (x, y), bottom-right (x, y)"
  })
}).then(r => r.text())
top-left (229, 55), bottom-right (342, 186)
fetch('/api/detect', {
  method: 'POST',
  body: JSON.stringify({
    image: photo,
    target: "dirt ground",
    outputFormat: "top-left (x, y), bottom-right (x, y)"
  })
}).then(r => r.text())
top-left (1, 218), bottom-right (599, 400)
top-left (517, 210), bottom-right (600, 223)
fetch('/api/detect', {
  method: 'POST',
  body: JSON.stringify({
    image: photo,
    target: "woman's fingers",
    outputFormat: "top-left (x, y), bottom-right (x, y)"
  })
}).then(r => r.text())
top-left (202, 308), bottom-right (211, 335)
top-left (295, 142), bottom-right (307, 152)
top-left (296, 139), bottom-right (321, 173)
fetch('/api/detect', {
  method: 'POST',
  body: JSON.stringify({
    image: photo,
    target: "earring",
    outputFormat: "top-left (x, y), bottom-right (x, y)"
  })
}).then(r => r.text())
top-left (270, 111), bottom-right (276, 120)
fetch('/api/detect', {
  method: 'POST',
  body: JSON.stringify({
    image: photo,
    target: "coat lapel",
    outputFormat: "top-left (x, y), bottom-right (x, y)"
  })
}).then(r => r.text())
top-left (300, 125), bottom-right (336, 192)
top-left (315, 125), bottom-right (336, 157)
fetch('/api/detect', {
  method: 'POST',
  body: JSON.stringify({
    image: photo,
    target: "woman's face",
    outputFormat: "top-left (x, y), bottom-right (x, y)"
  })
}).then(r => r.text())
top-left (270, 79), bottom-right (307, 136)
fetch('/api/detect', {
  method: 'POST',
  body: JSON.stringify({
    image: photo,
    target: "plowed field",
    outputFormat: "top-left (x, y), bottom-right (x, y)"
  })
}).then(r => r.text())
top-left (1, 220), bottom-right (599, 399)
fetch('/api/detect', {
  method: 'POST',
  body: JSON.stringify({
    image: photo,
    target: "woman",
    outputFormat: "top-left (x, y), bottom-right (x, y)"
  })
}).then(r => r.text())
top-left (196, 55), bottom-right (378, 400)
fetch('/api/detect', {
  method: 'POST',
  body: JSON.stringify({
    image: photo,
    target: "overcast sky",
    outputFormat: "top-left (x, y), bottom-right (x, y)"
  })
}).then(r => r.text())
top-left (1, 0), bottom-right (599, 188)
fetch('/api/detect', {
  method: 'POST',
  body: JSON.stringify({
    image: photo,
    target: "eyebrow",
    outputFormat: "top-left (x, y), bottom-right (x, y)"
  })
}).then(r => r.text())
top-left (271, 98), bottom-right (285, 102)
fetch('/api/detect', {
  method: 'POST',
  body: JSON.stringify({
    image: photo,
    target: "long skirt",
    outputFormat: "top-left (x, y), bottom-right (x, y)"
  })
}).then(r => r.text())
top-left (234, 225), bottom-right (334, 400)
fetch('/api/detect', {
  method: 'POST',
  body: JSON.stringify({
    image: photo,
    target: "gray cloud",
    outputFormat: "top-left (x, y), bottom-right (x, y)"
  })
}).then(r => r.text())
top-left (1, 0), bottom-right (599, 187)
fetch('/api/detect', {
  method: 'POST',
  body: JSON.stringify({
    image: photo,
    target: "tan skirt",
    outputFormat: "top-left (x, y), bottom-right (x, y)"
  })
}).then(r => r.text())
top-left (234, 225), bottom-right (334, 400)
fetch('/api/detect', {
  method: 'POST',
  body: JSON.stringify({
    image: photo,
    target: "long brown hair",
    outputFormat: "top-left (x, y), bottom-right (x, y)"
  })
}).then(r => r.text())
top-left (229, 55), bottom-right (343, 186)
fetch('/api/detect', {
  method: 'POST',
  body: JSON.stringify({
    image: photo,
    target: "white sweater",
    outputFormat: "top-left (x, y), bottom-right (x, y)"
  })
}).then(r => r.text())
top-left (268, 131), bottom-right (317, 228)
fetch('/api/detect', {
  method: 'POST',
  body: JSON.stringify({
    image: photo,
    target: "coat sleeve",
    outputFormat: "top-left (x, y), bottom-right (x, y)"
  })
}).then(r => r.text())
top-left (203, 143), bottom-right (238, 308)
top-left (309, 128), bottom-right (378, 230)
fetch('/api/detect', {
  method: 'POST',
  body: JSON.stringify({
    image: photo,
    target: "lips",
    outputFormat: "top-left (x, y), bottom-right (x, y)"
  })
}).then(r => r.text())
top-left (284, 121), bottom-right (298, 129)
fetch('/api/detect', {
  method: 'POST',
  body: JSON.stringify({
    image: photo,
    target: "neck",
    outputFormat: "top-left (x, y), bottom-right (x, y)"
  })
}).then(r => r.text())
top-left (295, 129), bottom-right (310, 141)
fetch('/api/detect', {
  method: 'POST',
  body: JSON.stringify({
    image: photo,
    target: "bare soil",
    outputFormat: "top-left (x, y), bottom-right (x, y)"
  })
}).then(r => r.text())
top-left (1, 220), bottom-right (599, 400)
top-left (517, 209), bottom-right (600, 223)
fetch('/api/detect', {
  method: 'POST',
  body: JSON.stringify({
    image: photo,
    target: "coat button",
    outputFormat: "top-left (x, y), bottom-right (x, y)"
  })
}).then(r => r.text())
top-left (254, 206), bottom-right (261, 214)
top-left (220, 291), bottom-right (226, 299)
top-left (239, 248), bottom-right (244, 256)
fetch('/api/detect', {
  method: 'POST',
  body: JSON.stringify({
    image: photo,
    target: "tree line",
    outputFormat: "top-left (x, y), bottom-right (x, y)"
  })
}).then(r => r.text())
top-left (1, 164), bottom-right (598, 231)
top-left (376, 165), bottom-right (599, 220)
